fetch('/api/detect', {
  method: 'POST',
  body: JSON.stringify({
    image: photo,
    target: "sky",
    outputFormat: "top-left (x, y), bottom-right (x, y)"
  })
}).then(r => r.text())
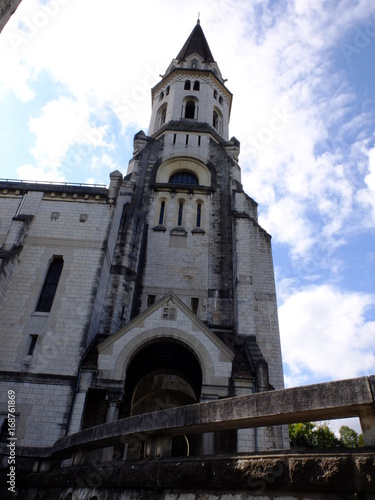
top-left (1, 0), bottom-right (375, 434)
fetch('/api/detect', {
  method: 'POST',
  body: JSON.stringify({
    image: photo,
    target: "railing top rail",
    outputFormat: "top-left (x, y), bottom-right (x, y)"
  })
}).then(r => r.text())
top-left (50, 376), bottom-right (375, 458)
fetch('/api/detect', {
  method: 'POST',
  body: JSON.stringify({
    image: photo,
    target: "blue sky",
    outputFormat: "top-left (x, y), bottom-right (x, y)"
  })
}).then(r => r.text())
top-left (1, 0), bottom-right (374, 432)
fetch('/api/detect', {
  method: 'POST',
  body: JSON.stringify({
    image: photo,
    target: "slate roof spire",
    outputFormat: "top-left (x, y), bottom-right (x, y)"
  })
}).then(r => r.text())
top-left (176, 20), bottom-right (215, 63)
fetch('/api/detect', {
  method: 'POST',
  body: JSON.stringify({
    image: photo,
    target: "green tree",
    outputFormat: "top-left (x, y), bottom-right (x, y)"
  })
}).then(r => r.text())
top-left (289, 422), bottom-right (316, 448)
top-left (289, 422), bottom-right (357, 449)
top-left (339, 425), bottom-right (364, 448)
top-left (314, 423), bottom-right (340, 448)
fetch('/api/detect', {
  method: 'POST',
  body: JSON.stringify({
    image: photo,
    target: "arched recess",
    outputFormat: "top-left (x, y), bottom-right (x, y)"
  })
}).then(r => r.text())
top-left (156, 103), bottom-right (167, 129)
top-left (112, 327), bottom-right (218, 386)
top-left (182, 96), bottom-right (198, 119)
top-left (125, 339), bottom-right (202, 416)
top-left (155, 157), bottom-right (211, 187)
top-left (213, 107), bottom-right (223, 134)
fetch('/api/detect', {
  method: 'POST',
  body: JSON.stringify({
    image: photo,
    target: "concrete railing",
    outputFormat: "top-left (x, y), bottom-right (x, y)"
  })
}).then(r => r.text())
top-left (47, 375), bottom-right (375, 458)
top-left (2, 375), bottom-right (374, 462)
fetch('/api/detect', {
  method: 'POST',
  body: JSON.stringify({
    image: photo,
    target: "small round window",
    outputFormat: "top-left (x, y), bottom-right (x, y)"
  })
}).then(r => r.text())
top-left (169, 171), bottom-right (199, 185)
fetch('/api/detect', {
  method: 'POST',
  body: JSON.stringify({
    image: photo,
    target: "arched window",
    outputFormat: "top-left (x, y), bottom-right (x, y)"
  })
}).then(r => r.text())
top-left (36, 257), bottom-right (64, 312)
top-left (166, 86), bottom-right (170, 95)
top-left (159, 91), bottom-right (164, 101)
top-left (213, 90), bottom-right (218, 100)
top-left (185, 100), bottom-right (195, 119)
top-left (158, 105), bottom-right (167, 128)
top-left (191, 59), bottom-right (198, 69)
top-left (169, 172), bottom-right (199, 185)
top-left (213, 110), bottom-right (219, 128)
top-left (184, 80), bottom-right (191, 90)
top-left (193, 80), bottom-right (200, 91)
top-left (213, 110), bottom-right (221, 131)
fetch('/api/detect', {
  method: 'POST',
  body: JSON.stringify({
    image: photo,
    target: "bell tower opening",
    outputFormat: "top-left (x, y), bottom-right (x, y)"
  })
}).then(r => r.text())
top-left (185, 100), bottom-right (196, 119)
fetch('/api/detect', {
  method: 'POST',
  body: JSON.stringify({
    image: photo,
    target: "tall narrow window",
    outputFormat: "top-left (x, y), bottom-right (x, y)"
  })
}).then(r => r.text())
top-left (184, 80), bottom-right (191, 90)
top-left (196, 203), bottom-right (202, 228)
top-left (191, 298), bottom-right (199, 315)
top-left (177, 202), bottom-right (183, 226)
top-left (193, 80), bottom-right (200, 91)
top-left (158, 105), bottom-right (167, 127)
top-left (36, 257), bottom-right (63, 312)
top-left (147, 295), bottom-right (156, 306)
top-left (28, 335), bottom-right (38, 355)
top-left (185, 100), bottom-right (195, 119)
top-left (159, 200), bottom-right (165, 225)
top-left (213, 110), bottom-right (219, 129)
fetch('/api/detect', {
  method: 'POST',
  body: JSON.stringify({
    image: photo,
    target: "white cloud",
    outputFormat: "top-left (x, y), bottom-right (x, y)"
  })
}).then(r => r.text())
top-left (27, 96), bottom-right (109, 177)
top-left (16, 163), bottom-right (65, 182)
top-left (261, 197), bottom-right (315, 259)
top-left (0, 52), bottom-right (34, 101)
top-left (358, 145), bottom-right (375, 223)
top-left (279, 284), bottom-right (375, 386)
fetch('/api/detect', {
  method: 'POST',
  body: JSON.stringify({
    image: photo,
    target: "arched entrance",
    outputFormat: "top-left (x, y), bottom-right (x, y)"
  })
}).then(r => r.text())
top-left (124, 339), bottom-right (202, 458)
top-left (126, 340), bottom-right (202, 414)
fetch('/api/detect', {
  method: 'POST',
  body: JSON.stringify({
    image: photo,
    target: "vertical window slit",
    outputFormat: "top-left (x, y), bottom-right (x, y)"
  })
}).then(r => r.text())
top-left (159, 201), bottom-right (165, 225)
top-left (178, 202), bottom-right (183, 226)
top-left (36, 257), bottom-right (64, 313)
top-left (28, 335), bottom-right (38, 356)
top-left (147, 295), bottom-right (156, 306)
top-left (191, 298), bottom-right (199, 315)
top-left (196, 203), bottom-right (202, 228)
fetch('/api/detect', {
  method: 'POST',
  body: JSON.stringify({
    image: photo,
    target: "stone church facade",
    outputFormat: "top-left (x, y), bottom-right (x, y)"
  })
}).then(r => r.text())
top-left (0, 22), bottom-right (289, 458)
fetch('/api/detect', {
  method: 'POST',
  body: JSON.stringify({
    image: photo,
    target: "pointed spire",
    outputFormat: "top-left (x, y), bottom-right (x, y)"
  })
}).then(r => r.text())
top-left (176, 21), bottom-right (215, 63)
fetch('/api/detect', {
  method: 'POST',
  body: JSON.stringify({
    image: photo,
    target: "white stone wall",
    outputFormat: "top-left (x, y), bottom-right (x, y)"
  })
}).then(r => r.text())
top-left (0, 185), bottom-right (117, 446)
top-left (0, 194), bottom-right (23, 246)
top-left (149, 71), bottom-right (231, 140)
top-left (142, 189), bottom-right (210, 317)
top-left (0, 379), bottom-right (72, 447)
top-left (0, 194), bottom-right (113, 375)
top-left (231, 191), bottom-right (284, 392)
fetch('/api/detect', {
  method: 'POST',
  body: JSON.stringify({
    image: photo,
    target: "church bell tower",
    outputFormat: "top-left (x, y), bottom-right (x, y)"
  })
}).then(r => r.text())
top-left (87, 21), bottom-right (289, 454)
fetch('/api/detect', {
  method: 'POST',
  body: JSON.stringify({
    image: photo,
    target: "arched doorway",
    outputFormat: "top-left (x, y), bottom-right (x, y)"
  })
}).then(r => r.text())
top-left (124, 339), bottom-right (202, 458)
top-left (126, 340), bottom-right (202, 414)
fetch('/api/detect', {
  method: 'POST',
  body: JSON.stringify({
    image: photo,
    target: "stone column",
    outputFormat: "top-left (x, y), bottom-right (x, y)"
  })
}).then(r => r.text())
top-left (66, 370), bottom-right (94, 436)
top-left (101, 391), bottom-right (123, 462)
top-left (233, 380), bottom-right (256, 453)
top-left (359, 407), bottom-right (375, 446)
top-left (200, 394), bottom-right (218, 455)
top-left (201, 432), bottom-right (214, 455)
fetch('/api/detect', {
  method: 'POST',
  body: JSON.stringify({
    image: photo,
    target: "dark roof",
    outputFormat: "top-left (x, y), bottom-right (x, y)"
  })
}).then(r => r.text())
top-left (176, 21), bottom-right (215, 63)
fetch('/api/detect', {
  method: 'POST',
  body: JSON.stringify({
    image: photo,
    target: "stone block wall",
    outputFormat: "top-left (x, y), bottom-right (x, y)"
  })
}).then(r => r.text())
top-left (0, 182), bottom-right (116, 446)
